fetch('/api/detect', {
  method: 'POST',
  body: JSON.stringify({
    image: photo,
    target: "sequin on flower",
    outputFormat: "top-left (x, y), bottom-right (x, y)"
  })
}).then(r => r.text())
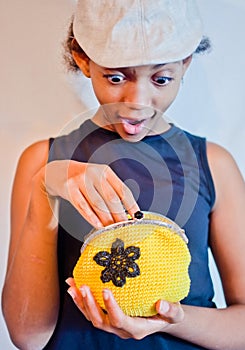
top-left (93, 238), bottom-right (140, 287)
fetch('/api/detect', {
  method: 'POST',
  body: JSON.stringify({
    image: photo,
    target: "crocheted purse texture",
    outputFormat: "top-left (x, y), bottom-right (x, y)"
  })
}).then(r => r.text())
top-left (73, 212), bottom-right (191, 316)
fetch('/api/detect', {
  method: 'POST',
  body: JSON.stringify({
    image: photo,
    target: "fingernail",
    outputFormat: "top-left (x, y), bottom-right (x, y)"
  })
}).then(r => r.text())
top-left (65, 278), bottom-right (71, 286)
top-left (160, 300), bottom-right (170, 313)
top-left (67, 289), bottom-right (75, 299)
top-left (80, 287), bottom-right (87, 298)
top-left (94, 220), bottom-right (103, 228)
top-left (103, 289), bottom-right (110, 301)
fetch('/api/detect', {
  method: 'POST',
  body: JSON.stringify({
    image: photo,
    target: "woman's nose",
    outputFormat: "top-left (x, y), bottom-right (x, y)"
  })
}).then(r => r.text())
top-left (123, 82), bottom-right (151, 108)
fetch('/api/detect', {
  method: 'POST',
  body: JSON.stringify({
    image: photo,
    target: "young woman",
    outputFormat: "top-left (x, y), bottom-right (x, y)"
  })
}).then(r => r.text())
top-left (2, 1), bottom-right (245, 349)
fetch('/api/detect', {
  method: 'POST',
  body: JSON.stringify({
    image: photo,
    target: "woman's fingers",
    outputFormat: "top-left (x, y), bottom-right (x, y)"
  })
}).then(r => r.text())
top-left (82, 164), bottom-right (138, 219)
top-left (68, 187), bottom-right (104, 228)
top-left (79, 286), bottom-right (108, 330)
top-left (156, 300), bottom-right (184, 324)
top-left (66, 281), bottom-right (91, 321)
top-left (66, 282), bottom-right (185, 339)
top-left (103, 167), bottom-right (140, 218)
top-left (45, 160), bottom-right (139, 227)
top-left (68, 162), bottom-right (139, 226)
top-left (80, 287), bottom-right (131, 338)
top-left (102, 289), bottom-right (127, 329)
top-left (82, 182), bottom-right (124, 225)
top-left (92, 181), bottom-right (128, 223)
top-left (102, 289), bottom-right (173, 340)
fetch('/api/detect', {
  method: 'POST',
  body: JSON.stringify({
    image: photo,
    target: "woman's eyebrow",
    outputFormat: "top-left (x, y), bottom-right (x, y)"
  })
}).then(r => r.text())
top-left (103, 67), bottom-right (130, 73)
top-left (102, 63), bottom-right (170, 75)
top-left (152, 64), bottom-right (166, 69)
top-left (103, 64), bottom-right (167, 71)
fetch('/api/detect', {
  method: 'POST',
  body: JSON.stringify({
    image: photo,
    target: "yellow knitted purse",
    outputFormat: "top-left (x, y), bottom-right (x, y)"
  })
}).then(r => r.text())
top-left (73, 212), bottom-right (191, 316)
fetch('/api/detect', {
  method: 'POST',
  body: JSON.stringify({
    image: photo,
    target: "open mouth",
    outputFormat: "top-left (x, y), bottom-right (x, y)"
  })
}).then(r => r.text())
top-left (121, 118), bottom-right (146, 135)
top-left (127, 119), bottom-right (144, 125)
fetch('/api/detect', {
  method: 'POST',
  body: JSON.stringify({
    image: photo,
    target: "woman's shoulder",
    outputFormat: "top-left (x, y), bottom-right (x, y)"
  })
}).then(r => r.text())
top-left (16, 139), bottom-right (50, 178)
top-left (206, 141), bottom-right (242, 176)
top-left (19, 139), bottom-right (49, 162)
top-left (206, 141), bottom-right (244, 211)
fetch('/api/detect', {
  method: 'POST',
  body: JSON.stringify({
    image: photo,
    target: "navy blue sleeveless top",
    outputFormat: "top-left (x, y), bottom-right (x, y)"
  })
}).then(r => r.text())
top-left (45, 119), bottom-right (216, 349)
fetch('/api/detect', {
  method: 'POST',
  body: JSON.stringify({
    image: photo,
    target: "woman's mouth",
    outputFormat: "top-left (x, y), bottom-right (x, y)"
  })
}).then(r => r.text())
top-left (121, 118), bottom-right (146, 135)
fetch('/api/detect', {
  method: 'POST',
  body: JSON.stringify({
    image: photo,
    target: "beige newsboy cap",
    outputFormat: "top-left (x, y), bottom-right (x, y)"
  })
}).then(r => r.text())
top-left (73, 0), bottom-right (203, 68)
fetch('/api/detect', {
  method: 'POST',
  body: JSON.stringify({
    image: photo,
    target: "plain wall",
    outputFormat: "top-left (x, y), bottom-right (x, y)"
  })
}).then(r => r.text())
top-left (0, 1), bottom-right (244, 348)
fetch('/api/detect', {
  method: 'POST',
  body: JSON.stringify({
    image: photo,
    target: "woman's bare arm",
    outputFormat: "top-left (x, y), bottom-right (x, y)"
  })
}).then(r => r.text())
top-left (161, 142), bottom-right (245, 349)
top-left (2, 139), bottom-right (140, 350)
top-left (2, 140), bottom-right (60, 350)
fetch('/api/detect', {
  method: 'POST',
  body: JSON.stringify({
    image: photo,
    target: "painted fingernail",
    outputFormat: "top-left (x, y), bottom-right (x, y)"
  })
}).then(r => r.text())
top-left (95, 220), bottom-right (103, 228)
top-left (160, 300), bottom-right (170, 313)
top-left (65, 278), bottom-right (71, 286)
top-left (67, 289), bottom-right (75, 299)
top-left (103, 289), bottom-right (110, 301)
top-left (80, 287), bottom-right (87, 298)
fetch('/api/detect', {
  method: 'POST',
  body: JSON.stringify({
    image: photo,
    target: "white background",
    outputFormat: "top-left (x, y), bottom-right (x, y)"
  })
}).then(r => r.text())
top-left (0, 1), bottom-right (244, 348)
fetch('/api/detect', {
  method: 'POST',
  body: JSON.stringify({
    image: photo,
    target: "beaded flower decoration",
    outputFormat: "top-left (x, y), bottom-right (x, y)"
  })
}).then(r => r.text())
top-left (93, 238), bottom-right (140, 287)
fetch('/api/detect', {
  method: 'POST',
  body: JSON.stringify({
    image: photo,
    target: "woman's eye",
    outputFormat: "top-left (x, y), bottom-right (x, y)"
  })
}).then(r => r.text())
top-left (104, 75), bottom-right (125, 84)
top-left (153, 76), bottom-right (172, 86)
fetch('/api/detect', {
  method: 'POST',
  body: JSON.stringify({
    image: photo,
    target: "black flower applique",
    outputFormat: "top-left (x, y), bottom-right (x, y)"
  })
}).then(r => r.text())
top-left (93, 238), bottom-right (141, 287)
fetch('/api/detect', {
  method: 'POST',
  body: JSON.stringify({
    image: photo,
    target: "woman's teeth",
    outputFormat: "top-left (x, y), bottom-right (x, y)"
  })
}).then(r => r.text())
top-left (129, 120), bottom-right (143, 125)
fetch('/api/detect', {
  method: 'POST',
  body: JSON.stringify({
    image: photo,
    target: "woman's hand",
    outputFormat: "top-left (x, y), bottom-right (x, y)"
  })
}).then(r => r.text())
top-left (43, 160), bottom-right (140, 228)
top-left (66, 278), bottom-right (184, 340)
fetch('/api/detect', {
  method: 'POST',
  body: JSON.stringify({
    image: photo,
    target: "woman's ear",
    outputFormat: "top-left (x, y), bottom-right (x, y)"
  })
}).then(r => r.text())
top-left (72, 47), bottom-right (91, 78)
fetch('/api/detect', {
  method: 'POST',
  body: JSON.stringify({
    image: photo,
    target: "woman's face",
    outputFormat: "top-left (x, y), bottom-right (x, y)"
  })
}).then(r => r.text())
top-left (74, 53), bottom-right (191, 142)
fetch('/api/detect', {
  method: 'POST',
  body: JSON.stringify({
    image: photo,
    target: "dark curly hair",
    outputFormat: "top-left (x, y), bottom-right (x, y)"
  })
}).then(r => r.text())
top-left (63, 18), bottom-right (212, 73)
